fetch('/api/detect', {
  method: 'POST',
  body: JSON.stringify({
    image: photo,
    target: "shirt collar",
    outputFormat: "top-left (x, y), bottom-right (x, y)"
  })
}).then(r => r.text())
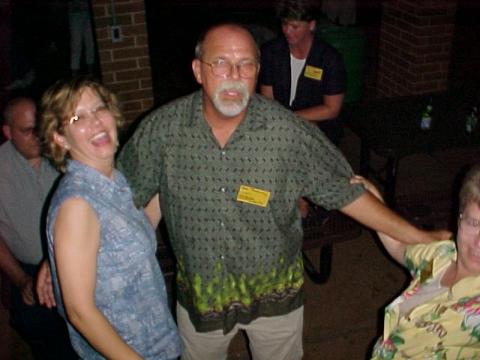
top-left (66, 159), bottom-right (129, 199)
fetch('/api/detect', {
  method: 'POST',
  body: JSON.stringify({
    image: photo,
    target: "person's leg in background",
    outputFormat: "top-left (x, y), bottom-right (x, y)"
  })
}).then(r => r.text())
top-left (69, 11), bottom-right (83, 76)
top-left (9, 299), bottom-right (76, 359)
top-left (81, 11), bottom-right (95, 75)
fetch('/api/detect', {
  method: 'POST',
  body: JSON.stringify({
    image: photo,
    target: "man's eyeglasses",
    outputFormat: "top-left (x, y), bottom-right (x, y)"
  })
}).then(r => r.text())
top-left (200, 59), bottom-right (258, 79)
top-left (459, 212), bottom-right (480, 236)
top-left (68, 103), bottom-right (110, 126)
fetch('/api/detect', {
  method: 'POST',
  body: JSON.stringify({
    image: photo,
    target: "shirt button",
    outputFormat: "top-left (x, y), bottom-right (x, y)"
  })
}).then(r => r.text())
top-left (221, 151), bottom-right (226, 156)
top-left (220, 187), bottom-right (226, 192)
top-left (220, 222), bottom-right (224, 227)
top-left (220, 255), bottom-right (225, 260)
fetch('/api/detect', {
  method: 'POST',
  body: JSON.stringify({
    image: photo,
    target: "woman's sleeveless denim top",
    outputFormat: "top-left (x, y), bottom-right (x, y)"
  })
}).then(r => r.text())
top-left (47, 160), bottom-right (181, 359)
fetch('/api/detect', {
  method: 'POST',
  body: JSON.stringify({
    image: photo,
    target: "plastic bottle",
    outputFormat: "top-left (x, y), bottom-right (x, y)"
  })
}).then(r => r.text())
top-left (420, 98), bottom-right (433, 131)
top-left (465, 106), bottom-right (478, 134)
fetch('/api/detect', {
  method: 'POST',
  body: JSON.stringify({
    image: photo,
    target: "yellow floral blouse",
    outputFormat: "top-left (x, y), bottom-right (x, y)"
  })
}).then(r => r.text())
top-left (372, 240), bottom-right (480, 359)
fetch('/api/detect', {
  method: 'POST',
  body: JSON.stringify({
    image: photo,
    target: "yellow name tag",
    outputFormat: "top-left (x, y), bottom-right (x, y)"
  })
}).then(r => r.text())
top-left (304, 65), bottom-right (323, 80)
top-left (236, 185), bottom-right (271, 207)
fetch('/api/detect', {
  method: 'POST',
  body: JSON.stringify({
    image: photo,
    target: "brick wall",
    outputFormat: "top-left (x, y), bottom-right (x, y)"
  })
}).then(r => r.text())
top-left (377, 0), bottom-right (457, 97)
top-left (91, 0), bottom-right (153, 124)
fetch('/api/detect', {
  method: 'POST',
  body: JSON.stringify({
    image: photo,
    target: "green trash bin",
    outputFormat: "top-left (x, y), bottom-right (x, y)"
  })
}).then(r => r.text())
top-left (318, 25), bottom-right (366, 103)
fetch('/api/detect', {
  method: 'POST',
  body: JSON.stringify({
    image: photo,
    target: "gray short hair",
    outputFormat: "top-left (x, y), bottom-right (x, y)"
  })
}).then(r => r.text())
top-left (3, 97), bottom-right (35, 127)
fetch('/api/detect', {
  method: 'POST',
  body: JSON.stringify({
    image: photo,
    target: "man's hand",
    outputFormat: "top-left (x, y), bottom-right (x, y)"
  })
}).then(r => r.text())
top-left (0, 235), bottom-right (36, 305)
top-left (298, 198), bottom-right (309, 218)
top-left (36, 260), bottom-right (56, 308)
top-left (419, 229), bottom-right (452, 243)
top-left (19, 275), bottom-right (35, 306)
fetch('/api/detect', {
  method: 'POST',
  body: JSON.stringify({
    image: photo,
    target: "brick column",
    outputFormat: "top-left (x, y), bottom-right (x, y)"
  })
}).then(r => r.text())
top-left (377, 0), bottom-right (457, 97)
top-left (91, 0), bottom-right (153, 123)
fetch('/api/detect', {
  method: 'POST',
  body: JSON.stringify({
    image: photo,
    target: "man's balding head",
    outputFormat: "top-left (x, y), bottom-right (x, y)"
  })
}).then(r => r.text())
top-left (194, 23), bottom-right (260, 62)
top-left (2, 98), bottom-right (41, 164)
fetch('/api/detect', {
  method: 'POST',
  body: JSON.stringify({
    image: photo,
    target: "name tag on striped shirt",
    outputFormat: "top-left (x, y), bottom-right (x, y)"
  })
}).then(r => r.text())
top-left (237, 185), bottom-right (271, 207)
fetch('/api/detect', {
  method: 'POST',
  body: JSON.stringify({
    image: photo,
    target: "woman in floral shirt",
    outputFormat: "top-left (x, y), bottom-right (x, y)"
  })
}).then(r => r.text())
top-left (352, 166), bottom-right (480, 359)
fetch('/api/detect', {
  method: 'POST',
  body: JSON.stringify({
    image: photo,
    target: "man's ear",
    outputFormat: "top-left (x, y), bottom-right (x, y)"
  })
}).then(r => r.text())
top-left (309, 20), bottom-right (316, 32)
top-left (192, 59), bottom-right (203, 85)
top-left (2, 125), bottom-right (11, 140)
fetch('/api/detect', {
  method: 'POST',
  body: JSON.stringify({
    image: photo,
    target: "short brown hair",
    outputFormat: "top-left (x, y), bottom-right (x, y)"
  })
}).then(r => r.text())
top-left (40, 78), bottom-right (124, 172)
top-left (276, 0), bottom-right (316, 22)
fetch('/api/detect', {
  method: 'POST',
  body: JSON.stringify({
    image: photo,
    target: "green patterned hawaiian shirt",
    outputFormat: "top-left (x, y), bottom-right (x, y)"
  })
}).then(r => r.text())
top-left (117, 91), bottom-right (363, 333)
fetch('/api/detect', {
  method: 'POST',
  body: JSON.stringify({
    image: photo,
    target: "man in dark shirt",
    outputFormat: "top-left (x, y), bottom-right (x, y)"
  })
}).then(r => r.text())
top-left (260, 0), bottom-right (346, 145)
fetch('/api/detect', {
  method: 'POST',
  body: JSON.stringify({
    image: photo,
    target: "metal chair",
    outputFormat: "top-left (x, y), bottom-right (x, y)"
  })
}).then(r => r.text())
top-left (302, 205), bottom-right (362, 284)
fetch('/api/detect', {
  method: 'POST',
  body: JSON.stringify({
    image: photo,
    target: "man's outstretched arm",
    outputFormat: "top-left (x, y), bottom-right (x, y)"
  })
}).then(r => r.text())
top-left (340, 191), bottom-right (451, 245)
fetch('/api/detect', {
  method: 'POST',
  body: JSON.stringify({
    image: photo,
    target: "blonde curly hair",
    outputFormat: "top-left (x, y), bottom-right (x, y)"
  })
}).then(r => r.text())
top-left (40, 78), bottom-right (124, 172)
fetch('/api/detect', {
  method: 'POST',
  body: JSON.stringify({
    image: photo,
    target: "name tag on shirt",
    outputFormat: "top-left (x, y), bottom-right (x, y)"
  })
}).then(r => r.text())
top-left (304, 65), bottom-right (323, 80)
top-left (236, 185), bottom-right (271, 207)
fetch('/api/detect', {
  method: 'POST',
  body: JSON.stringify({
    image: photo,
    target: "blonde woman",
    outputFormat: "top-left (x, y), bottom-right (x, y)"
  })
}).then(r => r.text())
top-left (40, 78), bottom-right (181, 359)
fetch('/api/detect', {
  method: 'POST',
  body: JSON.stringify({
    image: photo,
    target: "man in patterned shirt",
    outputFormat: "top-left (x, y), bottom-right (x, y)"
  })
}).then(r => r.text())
top-left (117, 23), bottom-right (450, 360)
